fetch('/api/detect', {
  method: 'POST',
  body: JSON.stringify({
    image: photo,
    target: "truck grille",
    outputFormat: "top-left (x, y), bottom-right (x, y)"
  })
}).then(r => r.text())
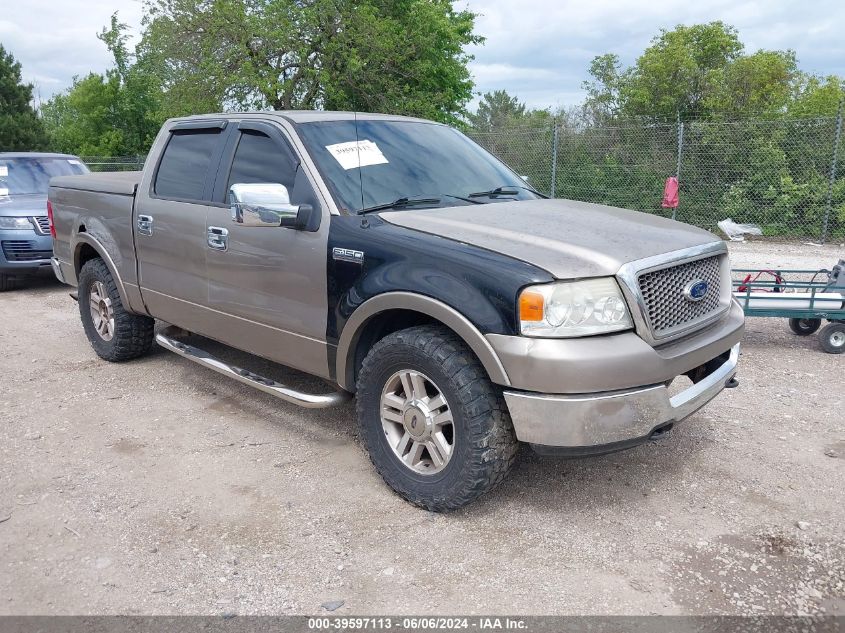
top-left (637, 255), bottom-right (723, 337)
top-left (1, 240), bottom-right (52, 262)
top-left (32, 216), bottom-right (51, 235)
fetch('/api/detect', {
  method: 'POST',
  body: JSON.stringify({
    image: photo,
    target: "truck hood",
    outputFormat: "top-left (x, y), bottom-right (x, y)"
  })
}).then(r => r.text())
top-left (380, 198), bottom-right (722, 278)
top-left (0, 193), bottom-right (47, 216)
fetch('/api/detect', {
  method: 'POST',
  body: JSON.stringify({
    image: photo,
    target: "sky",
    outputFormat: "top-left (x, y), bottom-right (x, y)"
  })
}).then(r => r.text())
top-left (2, 0), bottom-right (844, 111)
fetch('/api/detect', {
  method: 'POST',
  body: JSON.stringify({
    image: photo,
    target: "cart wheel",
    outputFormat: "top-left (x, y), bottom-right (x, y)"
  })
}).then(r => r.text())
top-left (818, 323), bottom-right (845, 354)
top-left (789, 318), bottom-right (821, 336)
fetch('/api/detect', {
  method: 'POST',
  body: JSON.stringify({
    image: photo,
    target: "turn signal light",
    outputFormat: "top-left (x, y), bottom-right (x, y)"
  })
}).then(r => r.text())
top-left (519, 290), bottom-right (545, 322)
top-left (47, 200), bottom-right (56, 238)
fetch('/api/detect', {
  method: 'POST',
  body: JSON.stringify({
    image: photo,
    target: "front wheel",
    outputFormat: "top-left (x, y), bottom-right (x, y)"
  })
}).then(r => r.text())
top-left (818, 322), bottom-right (845, 354)
top-left (356, 325), bottom-right (518, 511)
top-left (78, 258), bottom-right (155, 361)
top-left (788, 318), bottom-right (821, 336)
top-left (0, 273), bottom-right (18, 292)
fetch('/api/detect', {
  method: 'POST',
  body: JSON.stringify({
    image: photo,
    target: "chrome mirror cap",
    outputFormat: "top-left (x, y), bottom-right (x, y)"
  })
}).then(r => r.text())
top-left (229, 182), bottom-right (298, 227)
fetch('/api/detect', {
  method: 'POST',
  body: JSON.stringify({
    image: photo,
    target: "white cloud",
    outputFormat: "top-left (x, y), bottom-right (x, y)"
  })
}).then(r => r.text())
top-left (462, 0), bottom-right (845, 108)
top-left (1, 0), bottom-right (143, 105)
top-left (2, 0), bottom-right (843, 111)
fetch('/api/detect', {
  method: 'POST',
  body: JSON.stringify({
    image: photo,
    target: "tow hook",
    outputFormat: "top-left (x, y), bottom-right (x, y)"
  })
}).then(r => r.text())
top-left (725, 376), bottom-right (739, 389)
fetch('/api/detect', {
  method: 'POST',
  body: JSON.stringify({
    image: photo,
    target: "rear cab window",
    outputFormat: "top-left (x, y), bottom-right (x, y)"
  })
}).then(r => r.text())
top-left (153, 128), bottom-right (224, 202)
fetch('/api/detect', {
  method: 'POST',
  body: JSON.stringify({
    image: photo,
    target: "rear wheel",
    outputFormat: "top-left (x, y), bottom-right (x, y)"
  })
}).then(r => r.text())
top-left (818, 322), bottom-right (845, 354)
top-left (356, 325), bottom-right (518, 511)
top-left (78, 258), bottom-right (155, 361)
top-left (788, 317), bottom-right (821, 336)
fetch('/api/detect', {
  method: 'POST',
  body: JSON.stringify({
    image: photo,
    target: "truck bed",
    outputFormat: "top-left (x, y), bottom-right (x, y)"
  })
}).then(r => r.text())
top-left (50, 171), bottom-right (142, 197)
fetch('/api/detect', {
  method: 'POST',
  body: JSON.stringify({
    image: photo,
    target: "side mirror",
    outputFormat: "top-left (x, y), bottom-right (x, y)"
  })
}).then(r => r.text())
top-left (229, 183), bottom-right (311, 229)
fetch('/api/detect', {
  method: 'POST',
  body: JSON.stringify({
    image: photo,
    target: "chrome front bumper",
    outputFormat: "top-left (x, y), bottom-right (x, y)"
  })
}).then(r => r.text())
top-left (503, 343), bottom-right (740, 450)
top-left (51, 257), bottom-right (67, 283)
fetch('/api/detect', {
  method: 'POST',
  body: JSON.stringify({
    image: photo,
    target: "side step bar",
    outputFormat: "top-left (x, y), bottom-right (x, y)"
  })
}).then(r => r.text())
top-left (155, 328), bottom-right (351, 409)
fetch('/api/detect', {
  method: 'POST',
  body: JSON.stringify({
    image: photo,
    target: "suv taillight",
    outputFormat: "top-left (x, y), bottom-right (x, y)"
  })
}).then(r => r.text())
top-left (47, 200), bottom-right (56, 238)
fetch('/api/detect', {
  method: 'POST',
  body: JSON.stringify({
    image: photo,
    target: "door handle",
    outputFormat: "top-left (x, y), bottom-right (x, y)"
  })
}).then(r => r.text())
top-left (207, 226), bottom-right (229, 251)
top-left (137, 214), bottom-right (154, 236)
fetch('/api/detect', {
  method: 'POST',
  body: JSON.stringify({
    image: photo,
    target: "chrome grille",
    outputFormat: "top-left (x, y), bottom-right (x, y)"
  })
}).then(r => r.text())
top-left (32, 216), bottom-right (51, 235)
top-left (637, 255), bottom-right (723, 337)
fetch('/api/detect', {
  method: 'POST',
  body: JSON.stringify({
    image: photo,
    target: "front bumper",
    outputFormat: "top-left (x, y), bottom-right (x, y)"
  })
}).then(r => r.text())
top-left (503, 343), bottom-right (739, 452)
top-left (0, 228), bottom-right (53, 274)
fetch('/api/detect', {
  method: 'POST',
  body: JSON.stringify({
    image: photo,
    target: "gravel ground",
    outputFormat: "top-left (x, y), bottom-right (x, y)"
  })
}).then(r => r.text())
top-left (0, 241), bottom-right (842, 616)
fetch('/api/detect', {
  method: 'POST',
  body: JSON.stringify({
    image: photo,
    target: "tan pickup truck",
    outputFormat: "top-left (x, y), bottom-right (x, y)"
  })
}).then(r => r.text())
top-left (48, 111), bottom-right (744, 510)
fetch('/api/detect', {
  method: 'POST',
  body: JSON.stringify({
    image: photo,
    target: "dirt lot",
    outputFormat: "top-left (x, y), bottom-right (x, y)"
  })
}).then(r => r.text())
top-left (0, 241), bottom-right (843, 616)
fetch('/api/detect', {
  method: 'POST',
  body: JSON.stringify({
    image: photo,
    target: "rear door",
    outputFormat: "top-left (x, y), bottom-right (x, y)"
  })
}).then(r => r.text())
top-left (203, 119), bottom-right (330, 378)
top-left (134, 121), bottom-right (228, 327)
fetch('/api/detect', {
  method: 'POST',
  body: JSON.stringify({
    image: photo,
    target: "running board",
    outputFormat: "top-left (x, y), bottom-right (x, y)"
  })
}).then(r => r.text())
top-left (155, 328), bottom-right (351, 409)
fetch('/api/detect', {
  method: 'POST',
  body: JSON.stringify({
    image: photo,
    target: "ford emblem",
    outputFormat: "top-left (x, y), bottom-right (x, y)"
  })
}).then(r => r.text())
top-left (683, 279), bottom-right (708, 302)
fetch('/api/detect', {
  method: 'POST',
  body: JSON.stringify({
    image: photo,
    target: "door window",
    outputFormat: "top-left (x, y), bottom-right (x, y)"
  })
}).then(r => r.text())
top-left (154, 129), bottom-right (223, 201)
top-left (226, 130), bottom-right (298, 193)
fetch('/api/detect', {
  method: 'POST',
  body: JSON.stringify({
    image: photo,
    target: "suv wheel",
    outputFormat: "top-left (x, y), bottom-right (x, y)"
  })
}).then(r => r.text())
top-left (78, 258), bottom-right (155, 361)
top-left (356, 325), bottom-right (518, 511)
top-left (0, 273), bottom-right (18, 292)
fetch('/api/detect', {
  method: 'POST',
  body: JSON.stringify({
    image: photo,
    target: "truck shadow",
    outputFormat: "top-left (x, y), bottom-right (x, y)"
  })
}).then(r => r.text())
top-left (6, 274), bottom-right (65, 295)
top-left (486, 432), bottom-right (702, 513)
top-left (143, 325), bottom-right (713, 514)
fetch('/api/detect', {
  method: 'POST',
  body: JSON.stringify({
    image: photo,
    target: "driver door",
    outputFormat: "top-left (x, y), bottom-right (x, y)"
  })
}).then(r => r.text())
top-left (203, 120), bottom-right (330, 378)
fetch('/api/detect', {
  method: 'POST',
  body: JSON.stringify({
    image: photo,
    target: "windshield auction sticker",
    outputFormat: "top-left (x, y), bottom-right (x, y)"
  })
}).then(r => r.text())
top-left (325, 140), bottom-right (389, 170)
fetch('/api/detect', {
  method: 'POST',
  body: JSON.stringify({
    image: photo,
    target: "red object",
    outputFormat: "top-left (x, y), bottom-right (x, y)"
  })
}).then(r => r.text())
top-left (661, 176), bottom-right (679, 208)
top-left (737, 270), bottom-right (785, 293)
top-left (47, 200), bottom-right (56, 238)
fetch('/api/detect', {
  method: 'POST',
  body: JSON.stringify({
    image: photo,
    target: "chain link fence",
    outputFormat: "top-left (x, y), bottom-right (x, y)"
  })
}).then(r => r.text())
top-left (468, 107), bottom-right (845, 242)
top-left (81, 107), bottom-right (845, 241)
top-left (79, 156), bottom-right (146, 172)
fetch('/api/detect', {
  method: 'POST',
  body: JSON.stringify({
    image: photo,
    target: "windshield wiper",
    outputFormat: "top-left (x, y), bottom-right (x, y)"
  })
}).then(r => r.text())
top-left (468, 186), bottom-right (520, 198)
top-left (442, 193), bottom-right (484, 204)
top-left (358, 196), bottom-right (441, 214)
top-left (468, 184), bottom-right (548, 199)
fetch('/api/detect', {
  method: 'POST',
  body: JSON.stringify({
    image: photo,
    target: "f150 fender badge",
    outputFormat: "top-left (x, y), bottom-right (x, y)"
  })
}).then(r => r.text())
top-left (683, 279), bottom-right (709, 302)
top-left (332, 247), bottom-right (365, 264)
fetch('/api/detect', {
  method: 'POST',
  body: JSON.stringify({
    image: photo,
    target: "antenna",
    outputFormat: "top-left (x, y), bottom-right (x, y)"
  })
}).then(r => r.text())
top-left (354, 110), bottom-right (364, 212)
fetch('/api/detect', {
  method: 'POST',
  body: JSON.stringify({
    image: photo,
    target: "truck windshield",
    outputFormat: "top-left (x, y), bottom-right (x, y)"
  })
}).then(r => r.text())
top-left (0, 156), bottom-right (89, 196)
top-left (295, 119), bottom-right (540, 214)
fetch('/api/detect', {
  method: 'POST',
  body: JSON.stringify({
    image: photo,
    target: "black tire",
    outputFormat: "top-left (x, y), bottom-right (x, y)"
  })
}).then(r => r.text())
top-left (0, 273), bottom-right (18, 292)
top-left (818, 322), bottom-right (845, 354)
top-left (356, 325), bottom-right (518, 511)
top-left (78, 258), bottom-right (155, 361)
top-left (788, 317), bottom-right (821, 336)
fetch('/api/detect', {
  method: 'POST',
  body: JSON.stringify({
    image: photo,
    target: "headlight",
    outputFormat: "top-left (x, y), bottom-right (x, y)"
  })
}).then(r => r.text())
top-left (519, 278), bottom-right (634, 337)
top-left (0, 216), bottom-right (33, 230)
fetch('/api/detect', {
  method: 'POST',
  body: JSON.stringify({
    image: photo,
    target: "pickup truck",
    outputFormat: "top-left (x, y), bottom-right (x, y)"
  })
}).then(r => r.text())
top-left (48, 111), bottom-right (744, 511)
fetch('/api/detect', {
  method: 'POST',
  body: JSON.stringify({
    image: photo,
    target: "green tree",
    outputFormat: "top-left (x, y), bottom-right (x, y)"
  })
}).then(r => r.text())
top-left (140, 0), bottom-right (481, 124)
top-left (467, 90), bottom-right (528, 132)
top-left (621, 22), bottom-right (743, 119)
top-left (584, 22), bottom-right (800, 121)
top-left (581, 54), bottom-right (626, 124)
top-left (41, 14), bottom-right (164, 156)
top-left (0, 44), bottom-right (47, 150)
top-left (703, 50), bottom-right (798, 117)
top-left (788, 75), bottom-right (845, 117)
